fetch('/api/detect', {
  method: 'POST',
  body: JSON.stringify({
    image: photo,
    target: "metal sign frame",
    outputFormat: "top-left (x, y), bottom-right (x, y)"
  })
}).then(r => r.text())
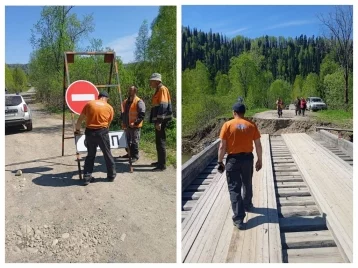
top-left (61, 51), bottom-right (133, 179)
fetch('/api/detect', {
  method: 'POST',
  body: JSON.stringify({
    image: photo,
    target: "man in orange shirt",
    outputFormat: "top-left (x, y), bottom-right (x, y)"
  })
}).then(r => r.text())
top-left (75, 91), bottom-right (116, 185)
top-left (120, 85), bottom-right (145, 162)
top-left (218, 102), bottom-right (262, 230)
top-left (149, 73), bottom-right (173, 171)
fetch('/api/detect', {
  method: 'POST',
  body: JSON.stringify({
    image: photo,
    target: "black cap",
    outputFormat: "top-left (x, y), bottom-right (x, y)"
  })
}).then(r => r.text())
top-left (232, 102), bottom-right (246, 114)
top-left (98, 91), bottom-right (109, 98)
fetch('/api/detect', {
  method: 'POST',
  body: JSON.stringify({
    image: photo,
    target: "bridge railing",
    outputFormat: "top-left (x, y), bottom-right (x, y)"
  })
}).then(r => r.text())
top-left (182, 139), bottom-right (220, 191)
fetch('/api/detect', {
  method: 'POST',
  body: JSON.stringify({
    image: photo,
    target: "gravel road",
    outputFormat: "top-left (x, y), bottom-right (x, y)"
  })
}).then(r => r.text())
top-left (5, 104), bottom-right (176, 263)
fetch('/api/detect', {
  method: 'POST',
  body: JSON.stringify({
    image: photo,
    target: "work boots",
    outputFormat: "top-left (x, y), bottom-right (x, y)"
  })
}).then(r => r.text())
top-left (83, 174), bottom-right (95, 186)
top-left (130, 144), bottom-right (139, 162)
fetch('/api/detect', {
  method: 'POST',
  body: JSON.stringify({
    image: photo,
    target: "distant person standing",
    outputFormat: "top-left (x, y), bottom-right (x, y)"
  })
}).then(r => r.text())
top-left (120, 86), bottom-right (145, 162)
top-left (276, 97), bottom-right (284, 118)
top-left (295, 97), bottom-right (301, 116)
top-left (300, 97), bottom-right (307, 116)
top-left (75, 91), bottom-right (116, 185)
top-left (217, 102), bottom-right (262, 230)
top-left (149, 73), bottom-right (173, 171)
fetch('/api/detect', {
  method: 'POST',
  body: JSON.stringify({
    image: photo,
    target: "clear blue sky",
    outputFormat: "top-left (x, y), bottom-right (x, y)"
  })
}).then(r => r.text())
top-left (182, 5), bottom-right (338, 38)
top-left (5, 6), bottom-right (159, 64)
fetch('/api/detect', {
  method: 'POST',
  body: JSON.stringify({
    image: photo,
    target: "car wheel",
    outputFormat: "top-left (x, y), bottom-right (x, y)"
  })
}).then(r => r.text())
top-left (26, 122), bottom-right (33, 131)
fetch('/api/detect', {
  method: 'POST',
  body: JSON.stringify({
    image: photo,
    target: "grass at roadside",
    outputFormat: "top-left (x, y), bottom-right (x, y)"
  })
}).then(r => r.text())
top-left (313, 109), bottom-right (353, 129)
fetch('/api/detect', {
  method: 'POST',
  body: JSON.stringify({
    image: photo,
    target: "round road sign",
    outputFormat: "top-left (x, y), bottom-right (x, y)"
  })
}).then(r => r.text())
top-left (65, 80), bottom-right (99, 115)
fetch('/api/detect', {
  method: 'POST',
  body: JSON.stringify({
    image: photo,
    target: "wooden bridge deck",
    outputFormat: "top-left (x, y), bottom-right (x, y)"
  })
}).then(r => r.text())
top-left (182, 133), bottom-right (352, 263)
top-left (283, 133), bottom-right (353, 262)
top-left (182, 135), bottom-right (282, 263)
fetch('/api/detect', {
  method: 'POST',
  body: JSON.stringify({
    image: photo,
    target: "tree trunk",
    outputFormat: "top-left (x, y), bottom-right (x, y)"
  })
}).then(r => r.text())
top-left (344, 67), bottom-right (349, 105)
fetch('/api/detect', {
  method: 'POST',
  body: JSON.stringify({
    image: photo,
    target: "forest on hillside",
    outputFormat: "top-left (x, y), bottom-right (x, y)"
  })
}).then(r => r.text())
top-left (182, 6), bottom-right (353, 135)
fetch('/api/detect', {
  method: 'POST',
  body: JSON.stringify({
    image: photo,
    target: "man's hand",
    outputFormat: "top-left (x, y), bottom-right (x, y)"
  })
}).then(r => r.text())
top-left (129, 123), bottom-right (135, 128)
top-left (255, 159), bottom-right (262, 172)
top-left (218, 162), bottom-right (225, 173)
top-left (155, 123), bottom-right (162, 131)
top-left (74, 129), bottom-right (82, 135)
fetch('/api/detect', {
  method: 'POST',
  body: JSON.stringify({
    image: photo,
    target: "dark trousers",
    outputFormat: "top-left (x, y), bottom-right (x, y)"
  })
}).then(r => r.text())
top-left (226, 153), bottom-right (254, 223)
top-left (295, 108), bottom-right (301, 115)
top-left (83, 128), bottom-right (116, 179)
top-left (155, 121), bottom-right (167, 167)
top-left (301, 108), bottom-right (306, 116)
top-left (277, 108), bottom-right (282, 117)
top-left (126, 128), bottom-right (141, 159)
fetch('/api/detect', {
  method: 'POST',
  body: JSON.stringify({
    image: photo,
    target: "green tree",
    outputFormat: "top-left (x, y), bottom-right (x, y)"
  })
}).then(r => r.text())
top-left (5, 65), bottom-right (15, 91)
top-left (268, 79), bottom-right (291, 108)
top-left (319, 54), bottom-right (339, 81)
top-left (148, 6), bottom-right (176, 93)
top-left (29, 6), bottom-right (94, 108)
top-left (12, 67), bottom-right (27, 91)
top-left (229, 52), bottom-right (259, 99)
top-left (135, 20), bottom-right (149, 62)
top-left (302, 73), bottom-right (320, 98)
top-left (318, 6), bottom-right (353, 106)
top-left (324, 69), bottom-right (353, 110)
top-left (292, 75), bottom-right (304, 100)
top-left (215, 72), bottom-right (231, 95)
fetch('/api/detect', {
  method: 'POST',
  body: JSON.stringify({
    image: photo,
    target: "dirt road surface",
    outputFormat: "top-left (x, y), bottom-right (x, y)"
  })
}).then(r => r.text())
top-left (5, 104), bottom-right (176, 263)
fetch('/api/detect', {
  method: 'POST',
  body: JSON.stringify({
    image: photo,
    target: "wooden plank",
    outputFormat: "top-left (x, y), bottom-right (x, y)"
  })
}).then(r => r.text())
top-left (182, 211), bottom-right (189, 222)
top-left (273, 163), bottom-right (296, 166)
top-left (275, 182), bottom-right (306, 188)
top-left (182, 171), bottom-right (226, 262)
top-left (279, 205), bottom-right (320, 217)
top-left (274, 166), bottom-right (298, 171)
top-left (279, 196), bottom-right (315, 206)
top-left (273, 159), bottom-right (294, 163)
top-left (274, 171), bottom-right (300, 176)
top-left (283, 133), bottom-right (352, 262)
top-left (283, 247), bottom-right (344, 263)
top-left (265, 135), bottom-right (283, 263)
top-left (276, 189), bottom-right (311, 197)
top-left (281, 230), bottom-right (336, 249)
top-left (315, 126), bottom-right (353, 132)
top-left (186, 185), bottom-right (209, 192)
top-left (275, 177), bottom-right (303, 183)
top-left (279, 216), bottom-right (327, 232)
top-left (196, 173), bottom-right (215, 179)
top-left (185, 179), bottom-right (231, 263)
top-left (183, 134), bottom-right (283, 263)
top-left (191, 178), bottom-right (213, 185)
top-left (201, 169), bottom-right (217, 174)
top-left (182, 191), bottom-right (203, 200)
top-left (182, 200), bottom-right (197, 211)
top-left (211, 208), bottom-right (234, 262)
top-left (226, 134), bottom-right (282, 263)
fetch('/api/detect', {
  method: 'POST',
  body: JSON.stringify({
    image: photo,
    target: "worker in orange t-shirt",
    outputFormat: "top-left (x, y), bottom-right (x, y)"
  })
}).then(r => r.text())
top-left (75, 91), bottom-right (116, 185)
top-left (217, 102), bottom-right (262, 230)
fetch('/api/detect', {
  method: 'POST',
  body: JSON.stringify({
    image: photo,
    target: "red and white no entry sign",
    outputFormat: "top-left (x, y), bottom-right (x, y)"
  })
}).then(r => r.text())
top-left (65, 80), bottom-right (99, 115)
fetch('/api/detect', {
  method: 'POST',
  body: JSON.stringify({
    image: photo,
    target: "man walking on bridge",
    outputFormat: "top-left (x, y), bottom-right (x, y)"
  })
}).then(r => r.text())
top-left (120, 86), bottom-right (146, 162)
top-left (75, 91), bottom-right (116, 185)
top-left (149, 73), bottom-right (173, 172)
top-left (217, 102), bottom-right (262, 230)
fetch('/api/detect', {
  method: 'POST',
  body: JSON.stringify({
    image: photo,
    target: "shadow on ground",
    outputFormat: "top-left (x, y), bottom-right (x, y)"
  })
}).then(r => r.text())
top-left (27, 156), bottom-right (128, 187)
